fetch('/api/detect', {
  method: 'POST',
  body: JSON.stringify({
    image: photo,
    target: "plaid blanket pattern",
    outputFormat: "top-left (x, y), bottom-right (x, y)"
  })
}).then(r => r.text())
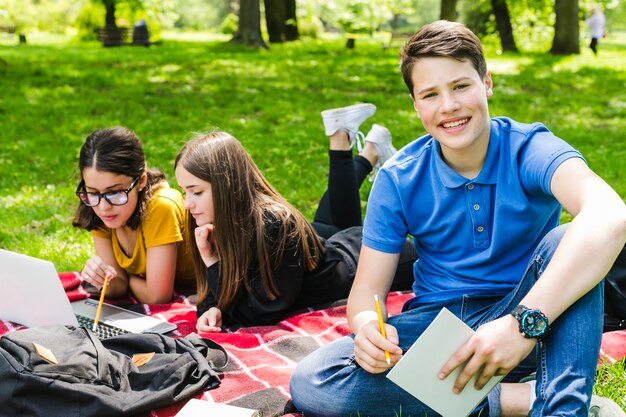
top-left (1, 272), bottom-right (624, 416)
top-left (0, 273), bottom-right (411, 416)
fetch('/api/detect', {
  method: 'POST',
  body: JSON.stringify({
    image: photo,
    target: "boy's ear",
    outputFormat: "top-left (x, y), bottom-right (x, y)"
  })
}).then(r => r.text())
top-left (485, 70), bottom-right (494, 98)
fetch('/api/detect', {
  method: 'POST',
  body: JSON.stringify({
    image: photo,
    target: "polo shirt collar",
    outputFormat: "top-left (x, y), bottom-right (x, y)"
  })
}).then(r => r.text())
top-left (433, 120), bottom-right (500, 189)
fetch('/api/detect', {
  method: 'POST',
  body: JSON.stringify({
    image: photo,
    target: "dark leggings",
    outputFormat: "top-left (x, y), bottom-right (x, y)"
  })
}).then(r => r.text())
top-left (311, 150), bottom-right (370, 239)
top-left (590, 37), bottom-right (599, 54)
top-left (311, 150), bottom-right (417, 291)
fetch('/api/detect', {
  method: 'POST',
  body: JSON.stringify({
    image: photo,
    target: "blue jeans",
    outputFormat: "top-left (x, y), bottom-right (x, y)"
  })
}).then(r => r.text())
top-left (290, 225), bottom-right (604, 417)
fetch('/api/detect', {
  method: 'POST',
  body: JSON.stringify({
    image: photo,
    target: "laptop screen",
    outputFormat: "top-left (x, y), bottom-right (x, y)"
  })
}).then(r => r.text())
top-left (0, 249), bottom-right (79, 328)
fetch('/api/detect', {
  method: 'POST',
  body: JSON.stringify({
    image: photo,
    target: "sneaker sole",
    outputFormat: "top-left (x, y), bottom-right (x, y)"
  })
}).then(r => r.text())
top-left (321, 103), bottom-right (376, 118)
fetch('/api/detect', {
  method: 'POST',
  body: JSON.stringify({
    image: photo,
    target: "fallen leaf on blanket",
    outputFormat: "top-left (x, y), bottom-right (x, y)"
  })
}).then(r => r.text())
top-left (33, 342), bottom-right (58, 364)
top-left (132, 352), bottom-right (155, 367)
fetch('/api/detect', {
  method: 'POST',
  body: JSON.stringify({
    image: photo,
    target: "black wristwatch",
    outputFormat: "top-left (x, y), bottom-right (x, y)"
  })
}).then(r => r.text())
top-left (510, 305), bottom-right (550, 339)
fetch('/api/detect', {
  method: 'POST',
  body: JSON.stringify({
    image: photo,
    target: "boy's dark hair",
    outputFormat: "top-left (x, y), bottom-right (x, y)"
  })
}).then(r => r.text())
top-left (72, 126), bottom-right (166, 231)
top-left (400, 20), bottom-right (487, 97)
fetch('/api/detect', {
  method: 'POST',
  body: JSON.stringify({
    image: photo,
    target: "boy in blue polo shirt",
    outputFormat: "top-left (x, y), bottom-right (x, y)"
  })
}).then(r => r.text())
top-left (290, 20), bottom-right (626, 417)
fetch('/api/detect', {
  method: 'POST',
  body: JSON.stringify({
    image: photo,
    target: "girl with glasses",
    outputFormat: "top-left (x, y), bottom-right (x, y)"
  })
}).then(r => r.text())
top-left (73, 127), bottom-right (195, 304)
top-left (174, 104), bottom-right (417, 332)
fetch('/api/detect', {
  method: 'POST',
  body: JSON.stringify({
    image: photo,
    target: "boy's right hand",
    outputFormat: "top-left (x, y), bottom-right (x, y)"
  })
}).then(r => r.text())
top-left (354, 320), bottom-right (402, 373)
top-left (194, 224), bottom-right (219, 267)
top-left (81, 256), bottom-right (117, 289)
top-left (196, 307), bottom-right (223, 333)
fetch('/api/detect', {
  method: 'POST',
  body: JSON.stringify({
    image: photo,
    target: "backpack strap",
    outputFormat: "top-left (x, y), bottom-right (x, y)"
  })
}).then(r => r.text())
top-left (185, 334), bottom-right (229, 370)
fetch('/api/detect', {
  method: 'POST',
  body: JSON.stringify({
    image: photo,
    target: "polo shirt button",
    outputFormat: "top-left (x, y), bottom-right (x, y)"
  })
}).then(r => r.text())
top-left (473, 204), bottom-right (480, 210)
top-left (477, 226), bottom-right (484, 232)
top-left (467, 184), bottom-right (474, 190)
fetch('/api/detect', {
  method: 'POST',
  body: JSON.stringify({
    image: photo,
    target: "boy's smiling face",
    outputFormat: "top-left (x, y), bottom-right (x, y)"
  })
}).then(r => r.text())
top-left (411, 56), bottom-right (493, 169)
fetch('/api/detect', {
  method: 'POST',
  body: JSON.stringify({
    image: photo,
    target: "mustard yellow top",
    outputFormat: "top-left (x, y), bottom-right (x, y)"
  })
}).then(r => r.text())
top-left (92, 184), bottom-right (196, 287)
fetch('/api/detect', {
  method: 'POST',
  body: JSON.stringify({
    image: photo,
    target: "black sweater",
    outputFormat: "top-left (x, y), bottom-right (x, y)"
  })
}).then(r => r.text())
top-left (196, 216), bottom-right (349, 327)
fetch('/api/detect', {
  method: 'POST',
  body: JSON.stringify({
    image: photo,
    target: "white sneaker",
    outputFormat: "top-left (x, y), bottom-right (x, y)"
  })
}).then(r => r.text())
top-left (588, 395), bottom-right (626, 417)
top-left (364, 123), bottom-right (397, 180)
top-left (321, 103), bottom-right (376, 150)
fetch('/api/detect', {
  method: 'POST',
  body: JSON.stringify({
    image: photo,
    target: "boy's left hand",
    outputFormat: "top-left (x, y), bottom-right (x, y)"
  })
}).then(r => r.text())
top-left (439, 315), bottom-right (536, 393)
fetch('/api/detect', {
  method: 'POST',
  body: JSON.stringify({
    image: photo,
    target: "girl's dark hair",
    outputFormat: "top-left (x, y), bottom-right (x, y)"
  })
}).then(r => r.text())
top-left (400, 20), bottom-right (487, 97)
top-left (72, 126), bottom-right (166, 231)
top-left (175, 131), bottom-right (324, 309)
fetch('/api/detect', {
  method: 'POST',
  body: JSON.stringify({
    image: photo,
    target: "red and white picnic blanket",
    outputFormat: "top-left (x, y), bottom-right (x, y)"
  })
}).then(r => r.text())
top-left (1, 272), bottom-right (624, 416)
top-left (0, 273), bottom-right (411, 416)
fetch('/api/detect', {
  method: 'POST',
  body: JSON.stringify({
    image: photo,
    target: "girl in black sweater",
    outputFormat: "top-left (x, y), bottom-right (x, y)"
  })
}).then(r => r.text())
top-left (175, 104), bottom-right (416, 331)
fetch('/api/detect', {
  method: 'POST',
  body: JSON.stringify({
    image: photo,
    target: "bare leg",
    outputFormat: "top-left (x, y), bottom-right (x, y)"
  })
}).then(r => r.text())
top-left (359, 141), bottom-right (379, 167)
top-left (329, 130), bottom-right (351, 151)
top-left (500, 383), bottom-right (531, 417)
top-left (330, 131), bottom-right (379, 166)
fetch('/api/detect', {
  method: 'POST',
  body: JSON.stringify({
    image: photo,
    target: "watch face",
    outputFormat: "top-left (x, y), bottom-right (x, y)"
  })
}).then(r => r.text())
top-left (521, 310), bottom-right (549, 337)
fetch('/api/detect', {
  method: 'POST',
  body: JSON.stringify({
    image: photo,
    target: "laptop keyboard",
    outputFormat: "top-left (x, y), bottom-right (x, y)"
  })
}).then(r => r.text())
top-left (75, 314), bottom-right (130, 339)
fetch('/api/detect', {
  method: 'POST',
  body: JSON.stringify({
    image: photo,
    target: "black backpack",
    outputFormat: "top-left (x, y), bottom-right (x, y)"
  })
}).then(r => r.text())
top-left (0, 325), bottom-right (228, 417)
top-left (604, 245), bottom-right (626, 332)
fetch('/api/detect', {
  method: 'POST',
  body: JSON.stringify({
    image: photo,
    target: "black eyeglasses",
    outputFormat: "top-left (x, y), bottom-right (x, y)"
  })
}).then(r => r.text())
top-left (76, 176), bottom-right (141, 207)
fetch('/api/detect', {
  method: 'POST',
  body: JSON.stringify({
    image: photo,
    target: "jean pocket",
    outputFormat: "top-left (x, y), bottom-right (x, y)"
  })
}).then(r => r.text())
top-left (460, 293), bottom-right (509, 330)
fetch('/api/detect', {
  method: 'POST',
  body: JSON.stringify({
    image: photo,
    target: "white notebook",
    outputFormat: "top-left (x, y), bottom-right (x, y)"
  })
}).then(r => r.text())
top-left (175, 399), bottom-right (260, 417)
top-left (386, 307), bottom-right (504, 417)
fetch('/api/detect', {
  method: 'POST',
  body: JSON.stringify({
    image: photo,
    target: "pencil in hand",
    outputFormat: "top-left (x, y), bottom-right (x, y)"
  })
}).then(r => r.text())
top-left (374, 294), bottom-right (391, 366)
top-left (92, 271), bottom-right (111, 332)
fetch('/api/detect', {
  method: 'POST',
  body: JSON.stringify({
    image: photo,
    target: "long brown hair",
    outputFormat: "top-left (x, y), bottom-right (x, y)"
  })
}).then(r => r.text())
top-left (175, 132), bottom-right (324, 309)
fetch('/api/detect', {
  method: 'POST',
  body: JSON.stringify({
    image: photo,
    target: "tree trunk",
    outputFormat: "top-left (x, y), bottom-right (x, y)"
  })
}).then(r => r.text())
top-left (104, 0), bottom-right (117, 28)
top-left (491, 0), bottom-right (518, 52)
top-left (232, 0), bottom-right (268, 48)
top-left (440, 0), bottom-right (457, 21)
top-left (550, 0), bottom-right (579, 54)
top-left (263, 0), bottom-right (298, 43)
top-left (265, 0), bottom-right (286, 43)
top-left (284, 0), bottom-right (299, 41)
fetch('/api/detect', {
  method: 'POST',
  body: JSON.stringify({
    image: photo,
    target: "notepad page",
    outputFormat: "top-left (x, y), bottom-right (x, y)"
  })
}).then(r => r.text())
top-left (175, 399), bottom-right (259, 417)
top-left (386, 307), bottom-right (504, 417)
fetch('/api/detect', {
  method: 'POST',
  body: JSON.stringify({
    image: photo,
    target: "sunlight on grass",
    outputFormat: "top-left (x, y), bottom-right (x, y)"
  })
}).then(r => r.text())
top-left (487, 57), bottom-right (533, 75)
top-left (161, 31), bottom-right (230, 43)
top-left (0, 185), bottom-right (92, 271)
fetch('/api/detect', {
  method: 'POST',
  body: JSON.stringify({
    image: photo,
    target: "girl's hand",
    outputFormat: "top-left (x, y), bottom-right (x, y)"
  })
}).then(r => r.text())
top-left (353, 320), bottom-right (403, 374)
top-left (196, 307), bottom-right (223, 333)
top-left (194, 224), bottom-right (219, 267)
top-left (81, 256), bottom-right (117, 289)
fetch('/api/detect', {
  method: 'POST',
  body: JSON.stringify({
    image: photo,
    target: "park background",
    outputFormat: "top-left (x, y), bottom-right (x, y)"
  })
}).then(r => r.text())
top-left (1, 0), bottom-right (625, 408)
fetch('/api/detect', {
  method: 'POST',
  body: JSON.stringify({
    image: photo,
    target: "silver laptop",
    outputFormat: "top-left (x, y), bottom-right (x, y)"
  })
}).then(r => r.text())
top-left (0, 249), bottom-right (177, 336)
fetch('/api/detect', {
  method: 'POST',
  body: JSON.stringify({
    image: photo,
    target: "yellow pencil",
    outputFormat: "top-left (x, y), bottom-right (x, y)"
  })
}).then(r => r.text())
top-left (92, 272), bottom-right (110, 332)
top-left (374, 294), bottom-right (391, 366)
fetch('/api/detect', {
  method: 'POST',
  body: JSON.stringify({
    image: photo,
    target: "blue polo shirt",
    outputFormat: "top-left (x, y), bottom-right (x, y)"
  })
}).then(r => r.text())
top-left (363, 117), bottom-right (583, 304)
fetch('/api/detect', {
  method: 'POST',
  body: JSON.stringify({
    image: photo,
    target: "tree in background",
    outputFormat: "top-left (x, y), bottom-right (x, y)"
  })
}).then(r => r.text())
top-left (5, 0), bottom-right (624, 54)
top-left (301, 0), bottom-right (422, 36)
top-left (94, 0), bottom-right (144, 28)
top-left (264, 0), bottom-right (298, 43)
top-left (172, 0), bottom-right (232, 30)
top-left (440, 0), bottom-right (458, 20)
top-left (102, 0), bottom-right (117, 27)
top-left (232, 0), bottom-right (268, 48)
top-left (490, 0), bottom-right (517, 52)
top-left (383, 0), bottom-right (416, 32)
top-left (0, 0), bottom-right (84, 34)
top-left (550, 0), bottom-right (579, 54)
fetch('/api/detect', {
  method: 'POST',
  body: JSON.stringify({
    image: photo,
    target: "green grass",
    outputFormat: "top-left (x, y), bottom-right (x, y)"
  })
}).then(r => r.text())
top-left (1, 32), bottom-right (626, 408)
top-left (595, 358), bottom-right (626, 410)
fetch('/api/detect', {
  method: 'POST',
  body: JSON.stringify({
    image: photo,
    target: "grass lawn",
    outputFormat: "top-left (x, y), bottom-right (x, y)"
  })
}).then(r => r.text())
top-left (1, 31), bottom-right (625, 408)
